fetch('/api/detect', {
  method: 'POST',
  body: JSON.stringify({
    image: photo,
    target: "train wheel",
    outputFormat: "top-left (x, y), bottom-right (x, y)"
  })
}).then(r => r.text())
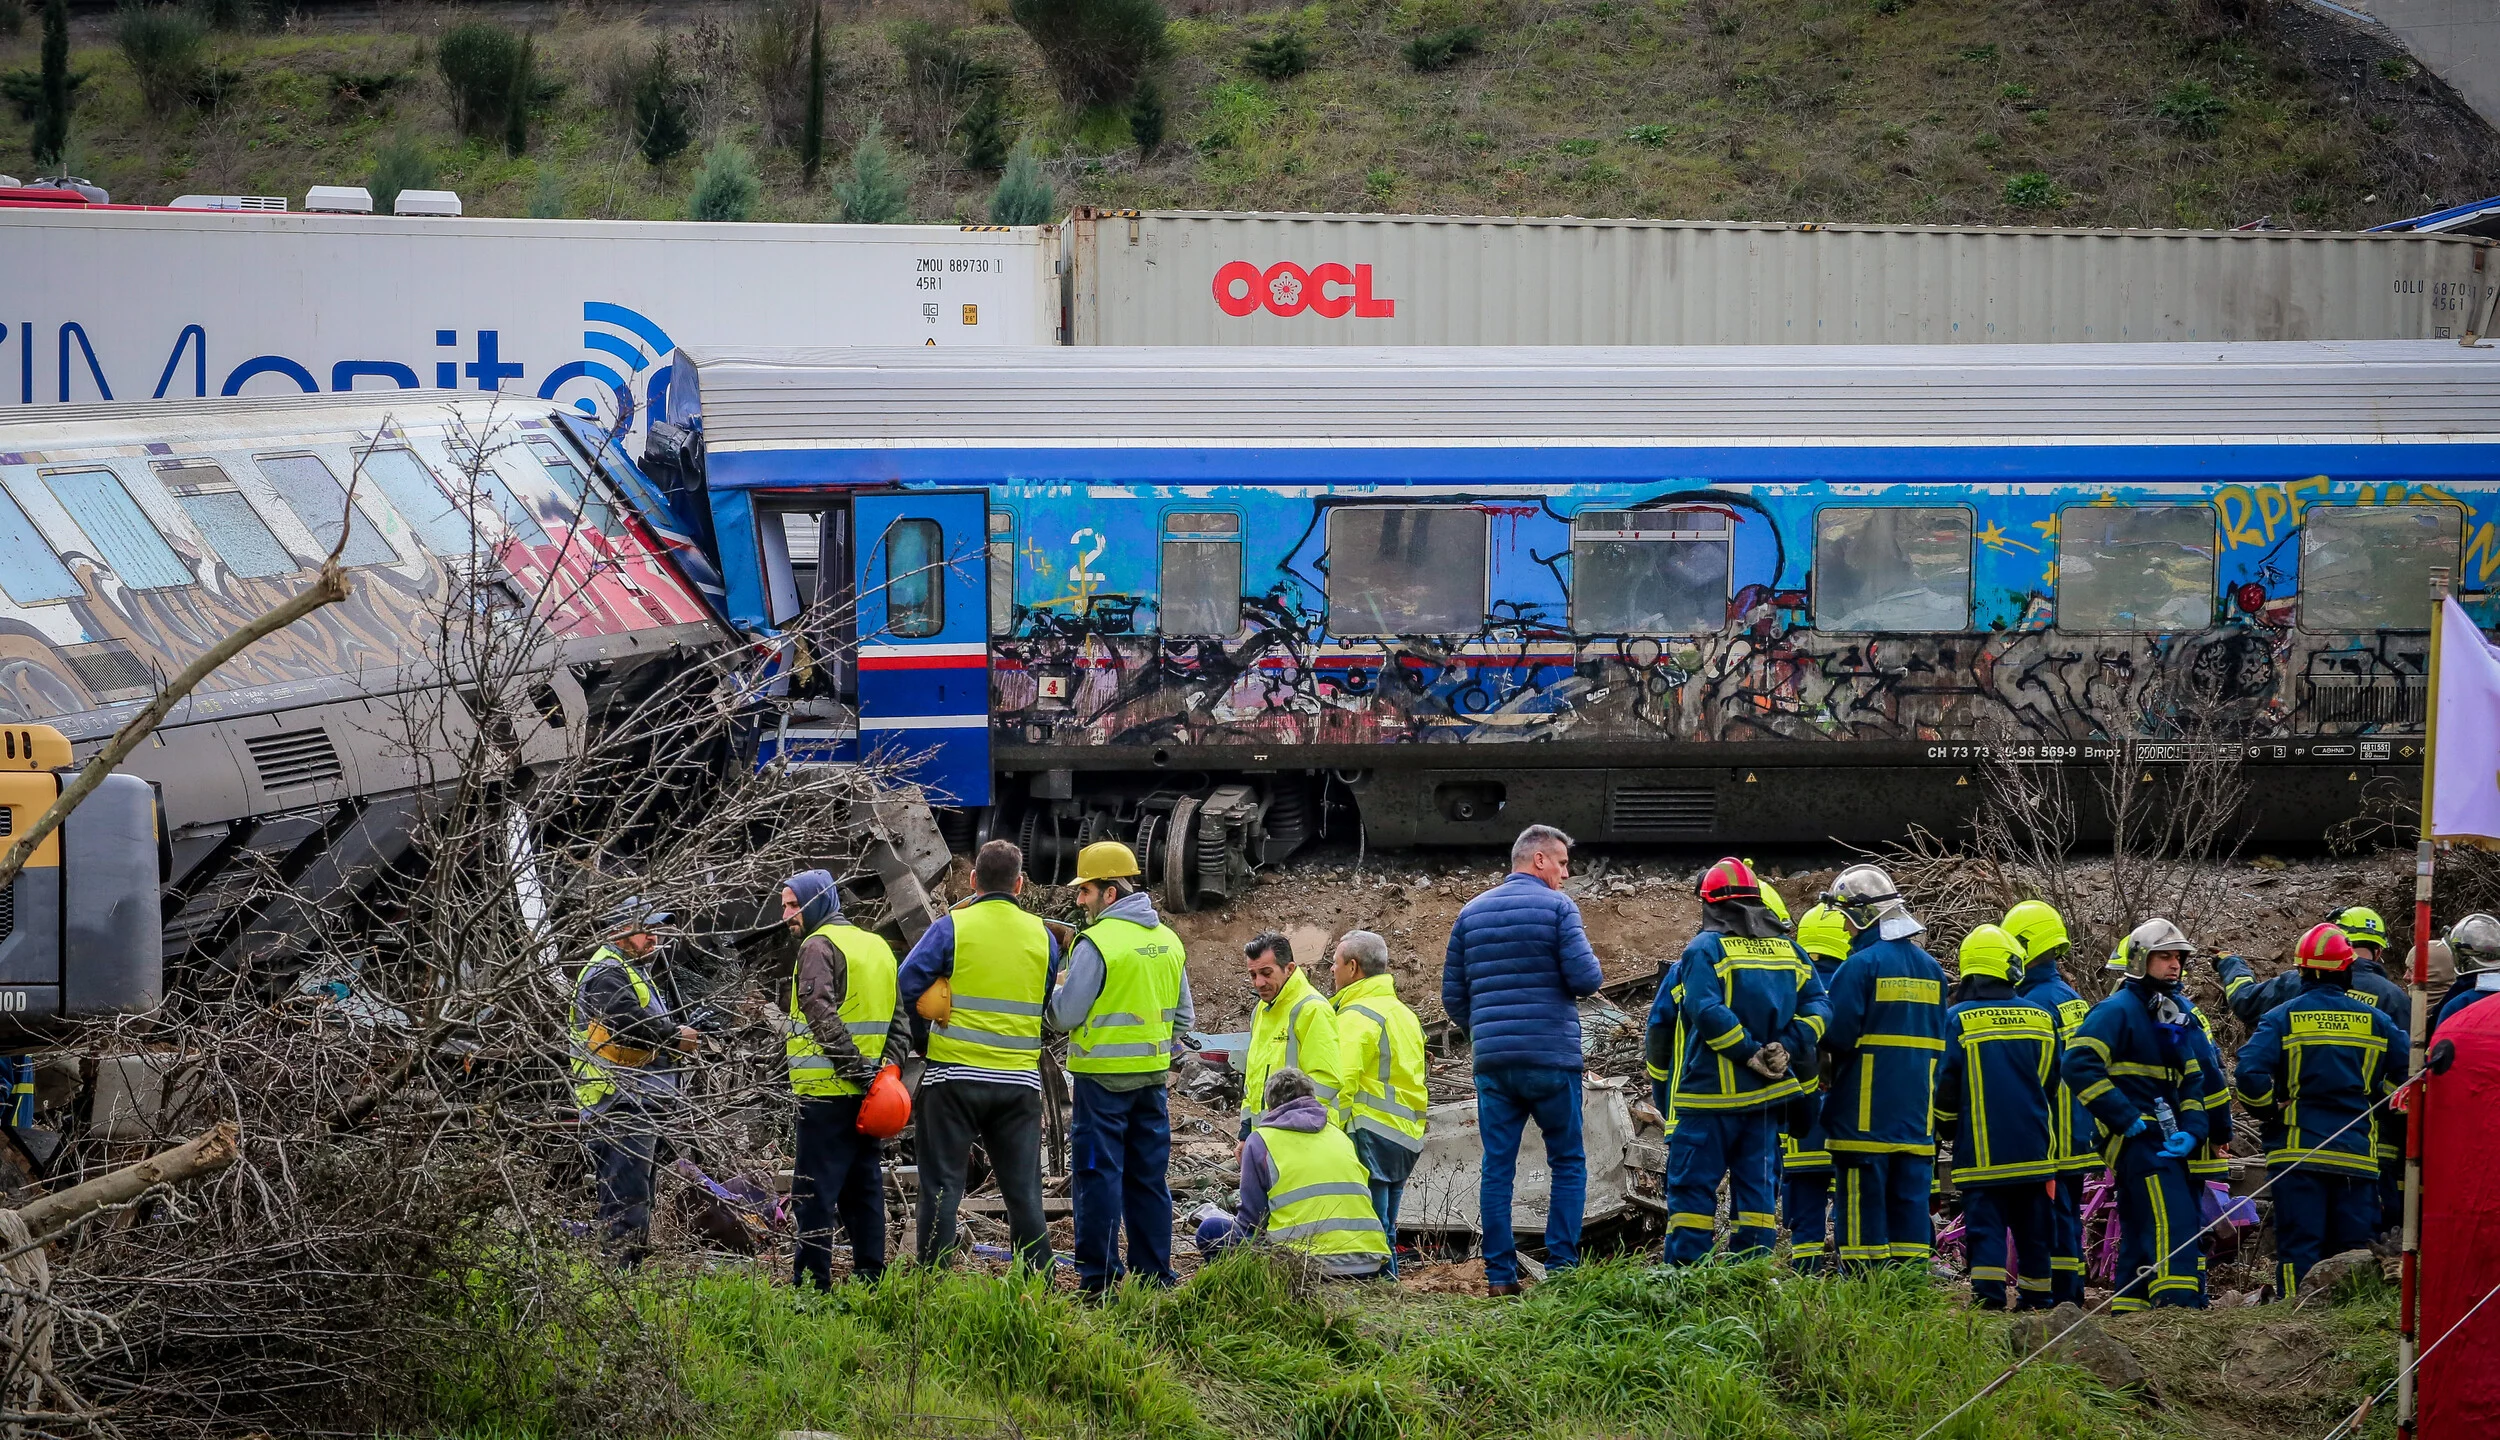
top-left (1162, 796), bottom-right (1201, 914)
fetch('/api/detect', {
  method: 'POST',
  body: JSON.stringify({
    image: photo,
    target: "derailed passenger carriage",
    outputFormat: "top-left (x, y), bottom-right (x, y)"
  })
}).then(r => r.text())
top-left (646, 342), bottom-right (2500, 903)
top-left (0, 394), bottom-right (722, 1016)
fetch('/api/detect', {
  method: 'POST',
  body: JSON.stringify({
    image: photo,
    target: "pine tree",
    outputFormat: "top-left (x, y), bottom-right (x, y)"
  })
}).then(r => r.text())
top-left (1127, 76), bottom-right (1164, 161)
top-left (503, 33), bottom-right (533, 157)
top-left (800, 3), bottom-right (824, 185)
top-left (832, 121), bottom-right (909, 223)
top-left (689, 142), bottom-right (760, 221)
top-left (958, 83), bottom-right (1008, 172)
top-left (33, 0), bottom-right (70, 169)
top-left (988, 137), bottom-right (1053, 224)
top-left (528, 161), bottom-right (566, 218)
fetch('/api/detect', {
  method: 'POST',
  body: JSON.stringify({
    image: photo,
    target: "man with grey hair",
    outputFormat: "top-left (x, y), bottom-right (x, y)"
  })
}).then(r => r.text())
top-left (1442, 824), bottom-right (1604, 1294)
top-left (1193, 1068), bottom-right (1392, 1278)
top-left (1331, 929), bottom-right (1429, 1274)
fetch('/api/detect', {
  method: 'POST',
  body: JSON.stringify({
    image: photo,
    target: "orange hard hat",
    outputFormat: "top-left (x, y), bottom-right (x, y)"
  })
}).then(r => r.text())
top-left (2295, 922), bottom-right (2357, 972)
top-left (857, 1064), bottom-right (912, 1138)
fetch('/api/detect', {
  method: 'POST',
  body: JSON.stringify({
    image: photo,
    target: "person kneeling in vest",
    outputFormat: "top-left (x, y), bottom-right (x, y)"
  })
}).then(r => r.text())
top-left (1044, 840), bottom-right (1195, 1293)
top-left (1196, 1069), bottom-right (1393, 1279)
top-left (569, 897), bottom-right (699, 1267)
top-left (779, 869), bottom-right (910, 1290)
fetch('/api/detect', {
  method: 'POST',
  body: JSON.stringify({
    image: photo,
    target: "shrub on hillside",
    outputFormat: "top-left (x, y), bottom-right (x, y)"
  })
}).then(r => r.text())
top-left (1244, 29), bottom-right (1309, 79)
top-left (115, 3), bottom-right (207, 115)
top-left (367, 130), bottom-right (434, 214)
top-left (529, 160), bottom-right (566, 218)
top-left (833, 120), bottom-right (910, 222)
top-left (1, 64), bottom-right (86, 122)
top-left (2002, 170), bottom-right (2061, 208)
top-left (629, 40), bottom-right (694, 164)
top-left (438, 21), bottom-right (524, 136)
top-left (689, 142), bottom-right (760, 220)
top-left (31, 0), bottom-right (67, 165)
top-left (2157, 78), bottom-right (2227, 137)
top-left (0, 0), bottom-right (19, 39)
top-left (1128, 76), bottom-right (1164, 158)
top-left (989, 138), bottom-right (1053, 223)
top-left (740, 0), bottom-right (813, 148)
top-left (958, 83), bottom-right (1009, 171)
top-left (1009, 0), bottom-right (1168, 105)
top-left (1401, 24), bottom-right (1480, 73)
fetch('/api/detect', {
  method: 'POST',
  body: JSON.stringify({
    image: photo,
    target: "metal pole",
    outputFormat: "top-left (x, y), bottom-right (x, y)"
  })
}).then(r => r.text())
top-left (2398, 566), bottom-right (2448, 1438)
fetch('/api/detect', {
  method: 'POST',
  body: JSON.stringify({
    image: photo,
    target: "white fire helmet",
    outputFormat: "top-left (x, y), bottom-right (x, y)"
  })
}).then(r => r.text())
top-left (1825, 864), bottom-right (1920, 939)
top-left (2109, 917), bottom-right (2198, 975)
top-left (2450, 913), bottom-right (2500, 975)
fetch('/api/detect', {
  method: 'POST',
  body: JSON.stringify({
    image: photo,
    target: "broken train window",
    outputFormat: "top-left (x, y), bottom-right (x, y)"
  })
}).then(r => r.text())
top-left (989, 510), bottom-right (1016, 637)
top-left (2299, 504), bottom-right (2461, 633)
top-left (1812, 506), bottom-right (1972, 632)
top-left (1326, 505), bottom-right (1489, 636)
top-left (1571, 506), bottom-right (1731, 635)
top-left (2056, 504), bottom-right (2214, 633)
top-left (1160, 510), bottom-right (1242, 637)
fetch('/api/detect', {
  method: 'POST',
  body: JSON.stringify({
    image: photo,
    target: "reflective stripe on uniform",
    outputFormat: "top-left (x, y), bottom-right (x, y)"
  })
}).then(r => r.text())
top-left (788, 922), bottom-right (899, 1098)
top-left (1068, 914), bottom-right (1188, 1076)
top-left (930, 900), bottom-right (1052, 1072)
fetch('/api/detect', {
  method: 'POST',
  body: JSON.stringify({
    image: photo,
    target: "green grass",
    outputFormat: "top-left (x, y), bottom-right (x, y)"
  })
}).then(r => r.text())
top-left (427, 1250), bottom-right (2385, 1440)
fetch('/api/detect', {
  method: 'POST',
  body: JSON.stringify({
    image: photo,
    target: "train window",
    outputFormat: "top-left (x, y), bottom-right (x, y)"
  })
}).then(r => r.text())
top-left (760, 508), bottom-right (830, 626)
top-left (522, 436), bottom-right (623, 537)
top-left (988, 511), bottom-right (1016, 637)
top-left (1571, 507), bottom-right (1730, 635)
top-left (884, 518), bottom-right (944, 639)
top-left (1812, 507), bottom-right (1971, 632)
top-left (152, 460), bottom-right (296, 580)
top-left (0, 484), bottom-right (82, 603)
top-left (1326, 506), bottom-right (1488, 635)
top-left (2301, 505), bottom-right (2461, 632)
top-left (359, 448), bottom-right (474, 557)
top-left (253, 454), bottom-right (397, 567)
top-left (41, 468), bottom-right (194, 589)
top-left (439, 437), bottom-right (551, 545)
top-left (1161, 511), bottom-right (1243, 637)
top-left (2056, 504), bottom-right (2214, 632)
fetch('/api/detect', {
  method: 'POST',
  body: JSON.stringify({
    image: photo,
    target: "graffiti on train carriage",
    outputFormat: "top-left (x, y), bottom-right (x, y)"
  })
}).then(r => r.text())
top-left (984, 478), bottom-right (2482, 751)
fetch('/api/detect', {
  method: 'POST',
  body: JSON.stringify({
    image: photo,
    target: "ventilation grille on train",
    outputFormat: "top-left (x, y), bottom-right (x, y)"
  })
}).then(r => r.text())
top-left (59, 642), bottom-right (154, 701)
top-left (245, 728), bottom-right (344, 789)
top-left (2303, 674), bottom-right (2427, 727)
top-left (1608, 786), bottom-right (1717, 837)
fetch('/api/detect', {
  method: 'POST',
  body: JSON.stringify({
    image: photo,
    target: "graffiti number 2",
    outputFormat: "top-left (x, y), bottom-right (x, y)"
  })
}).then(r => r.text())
top-left (1069, 529), bottom-right (1108, 583)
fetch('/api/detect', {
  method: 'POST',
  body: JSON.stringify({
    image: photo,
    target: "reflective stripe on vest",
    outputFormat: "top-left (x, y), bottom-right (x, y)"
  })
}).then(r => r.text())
top-left (1246, 973), bottom-right (1337, 1115)
top-left (1256, 1123), bottom-right (1389, 1258)
top-left (1336, 982), bottom-right (1428, 1150)
top-left (787, 922), bottom-right (900, 1098)
top-left (1068, 913), bottom-right (1187, 1075)
top-left (929, 899), bottom-right (1052, 1071)
top-left (569, 946), bottom-right (655, 1109)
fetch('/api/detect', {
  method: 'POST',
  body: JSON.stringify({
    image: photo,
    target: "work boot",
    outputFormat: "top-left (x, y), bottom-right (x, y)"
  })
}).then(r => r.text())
top-left (1486, 1281), bottom-right (1524, 1297)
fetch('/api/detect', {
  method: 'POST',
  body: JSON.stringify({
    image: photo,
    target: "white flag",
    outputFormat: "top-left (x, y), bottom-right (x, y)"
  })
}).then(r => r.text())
top-left (2432, 596), bottom-right (2500, 844)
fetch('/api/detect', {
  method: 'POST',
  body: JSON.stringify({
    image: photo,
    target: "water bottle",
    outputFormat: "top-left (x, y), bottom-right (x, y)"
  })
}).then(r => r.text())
top-left (2152, 1098), bottom-right (2178, 1141)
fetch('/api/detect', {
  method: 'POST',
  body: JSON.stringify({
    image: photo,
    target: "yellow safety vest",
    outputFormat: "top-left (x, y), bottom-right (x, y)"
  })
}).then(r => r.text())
top-left (1332, 973), bottom-right (1428, 1150)
top-left (785, 922), bottom-right (899, 1098)
top-left (1068, 914), bottom-right (1186, 1076)
top-left (1245, 969), bottom-right (1340, 1119)
top-left (1256, 1122), bottom-right (1391, 1260)
top-left (570, 945), bottom-right (658, 1109)
top-left (930, 898), bottom-right (1051, 1071)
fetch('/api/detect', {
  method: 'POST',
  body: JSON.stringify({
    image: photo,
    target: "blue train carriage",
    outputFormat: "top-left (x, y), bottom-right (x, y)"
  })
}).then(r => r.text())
top-left (651, 342), bottom-right (2500, 909)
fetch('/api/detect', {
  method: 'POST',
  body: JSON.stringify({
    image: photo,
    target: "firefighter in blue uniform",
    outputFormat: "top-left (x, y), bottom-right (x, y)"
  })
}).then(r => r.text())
top-left (2066, 918), bottom-right (2212, 1312)
top-left (1781, 903), bottom-right (1852, 1269)
top-left (1660, 859), bottom-right (1831, 1262)
top-left (1819, 863), bottom-right (1947, 1270)
top-left (2232, 923), bottom-right (2407, 1300)
top-left (2433, 913), bottom-right (2500, 1032)
top-left (2002, 900), bottom-right (2095, 1306)
top-left (2216, 905), bottom-right (2408, 1226)
top-left (1935, 924), bottom-right (2062, 1310)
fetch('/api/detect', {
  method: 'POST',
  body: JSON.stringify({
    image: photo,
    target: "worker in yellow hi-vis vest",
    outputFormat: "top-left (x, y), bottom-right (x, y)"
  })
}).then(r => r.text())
top-left (778, 869), bottom-right (909, 1289)
top-left (1328, 929), bottom-right (1428, 1276)
top-left (569, 895), bottom-right (698, 1265)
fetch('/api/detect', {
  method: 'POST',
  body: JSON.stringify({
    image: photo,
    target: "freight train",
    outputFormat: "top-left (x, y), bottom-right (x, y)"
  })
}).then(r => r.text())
top-left (634, 341), bottom-right (2500, 905)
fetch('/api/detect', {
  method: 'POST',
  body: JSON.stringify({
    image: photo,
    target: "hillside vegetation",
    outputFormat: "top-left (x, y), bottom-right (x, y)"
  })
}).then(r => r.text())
top-left (0, 0), bottom-right (2493, 229)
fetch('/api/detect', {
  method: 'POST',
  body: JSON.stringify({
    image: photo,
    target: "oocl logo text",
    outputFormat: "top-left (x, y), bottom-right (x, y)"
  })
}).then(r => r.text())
top-left (1212, 261), bottom-right (1397, 319)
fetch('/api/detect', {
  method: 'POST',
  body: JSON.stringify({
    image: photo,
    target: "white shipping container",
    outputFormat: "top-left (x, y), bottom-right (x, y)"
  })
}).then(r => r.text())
top-left (0, 209), bottom-right (1061, 443)
top-left (1065, 209), bottom-right (2498, 347)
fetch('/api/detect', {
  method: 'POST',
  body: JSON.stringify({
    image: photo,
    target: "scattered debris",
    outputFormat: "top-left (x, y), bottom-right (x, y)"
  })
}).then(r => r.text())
top-left (2009, 1302), bottom-right (2151, 1393)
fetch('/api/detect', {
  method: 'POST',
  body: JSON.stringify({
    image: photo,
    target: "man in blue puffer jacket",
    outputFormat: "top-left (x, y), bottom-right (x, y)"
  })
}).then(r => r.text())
top-left (1443, 824), bottom-right (1606, 1295)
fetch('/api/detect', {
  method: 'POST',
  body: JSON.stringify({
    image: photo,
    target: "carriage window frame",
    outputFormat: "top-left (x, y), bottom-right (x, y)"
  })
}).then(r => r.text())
top-left (0, 478), bottom-right (84, 604)
top-left (1324, 504), bottom-right (1491, 637)
top-left (40, 465), bottom-right (195, 591)
top-left (152, 458), bottom-right (298, 580)
top-left (251, 451), bottom-right (399, 568)
top-left (883, 517), bottom-right (944, 640)
top-left (1810, 504), bottom-right (1975, 633)
top-left (988, 509), bottom-right (1016, 637)
top-left (2053, 503), bottom-right (2218, 634)
top-left (2298, 504), bottom-right (2463, 634)
top-left (521, 435), bottom-right (622, 537)
top-left (1159, 508), bottom-right (1244, 638)
top-left (1569, 505), bottom-right (1733, 636)
top-left (358, 446), bottom-right (476, 558)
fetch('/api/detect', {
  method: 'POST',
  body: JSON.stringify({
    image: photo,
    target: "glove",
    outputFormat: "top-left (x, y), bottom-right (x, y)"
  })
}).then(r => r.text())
top-left (2124, 1115), bottom-right (2151, 1138)
top-left (2160, 1130), bottom-right (2197, 1159)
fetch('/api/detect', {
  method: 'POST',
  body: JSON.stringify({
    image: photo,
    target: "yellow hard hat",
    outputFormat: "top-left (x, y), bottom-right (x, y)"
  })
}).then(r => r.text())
top-left (1075, 840), bottom-right (1141, 883)
top-left (2001, 900), bottom-right (2069, 960)
top-left (1796, 903), bottom-right (1851, 961)
top-left (2334, 906), bottom-right (2388, 950)
top-left (1759, 876), bottom-right (1792, 926)
top-left (1958, 924), bottom-right (2023, 983)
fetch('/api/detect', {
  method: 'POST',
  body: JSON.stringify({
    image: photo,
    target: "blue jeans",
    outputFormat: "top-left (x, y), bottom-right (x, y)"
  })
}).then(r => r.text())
top-left (1352, 1129), bottom-right (1419, 1276)
top-left (1476, 1064), bottom-right (1585, 1286)
top-left (1069, 1078), bottom-right (1175, 1290)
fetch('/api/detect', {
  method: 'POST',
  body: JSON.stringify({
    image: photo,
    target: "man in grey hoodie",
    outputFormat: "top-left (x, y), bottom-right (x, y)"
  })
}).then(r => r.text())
top-left (1046, 840), bottom-right (1197, 1292)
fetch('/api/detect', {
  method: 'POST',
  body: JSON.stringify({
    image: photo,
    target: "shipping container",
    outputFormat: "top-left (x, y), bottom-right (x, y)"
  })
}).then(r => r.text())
top-left (1065, 209), bottom-right (2497, 348)
top-left (0, 209), bottom-right (1061, 446)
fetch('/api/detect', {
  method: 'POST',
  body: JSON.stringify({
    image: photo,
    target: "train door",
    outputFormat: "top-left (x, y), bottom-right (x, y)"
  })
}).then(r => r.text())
top-left (852, 491), bottom-right (992, 806)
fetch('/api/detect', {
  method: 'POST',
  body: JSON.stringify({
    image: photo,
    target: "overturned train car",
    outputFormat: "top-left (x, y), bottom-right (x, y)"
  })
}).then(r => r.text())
top-left (0, 394), bottom-right (724, 1009)
top-left (642, 341), bottom-right (2500, 899)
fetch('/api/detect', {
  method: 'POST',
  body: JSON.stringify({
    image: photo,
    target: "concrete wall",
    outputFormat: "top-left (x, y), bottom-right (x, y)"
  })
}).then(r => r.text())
top-left (2370, 0), bottom-right (2500, 132)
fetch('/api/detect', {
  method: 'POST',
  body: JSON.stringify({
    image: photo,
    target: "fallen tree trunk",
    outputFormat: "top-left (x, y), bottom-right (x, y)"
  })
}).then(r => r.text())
top-left (15, 1123), bottom-right (239, 1242)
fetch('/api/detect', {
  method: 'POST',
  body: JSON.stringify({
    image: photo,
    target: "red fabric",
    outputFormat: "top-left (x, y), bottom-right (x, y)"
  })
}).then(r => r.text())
top-left (2420, 996), bottom-right (2500, 1437)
